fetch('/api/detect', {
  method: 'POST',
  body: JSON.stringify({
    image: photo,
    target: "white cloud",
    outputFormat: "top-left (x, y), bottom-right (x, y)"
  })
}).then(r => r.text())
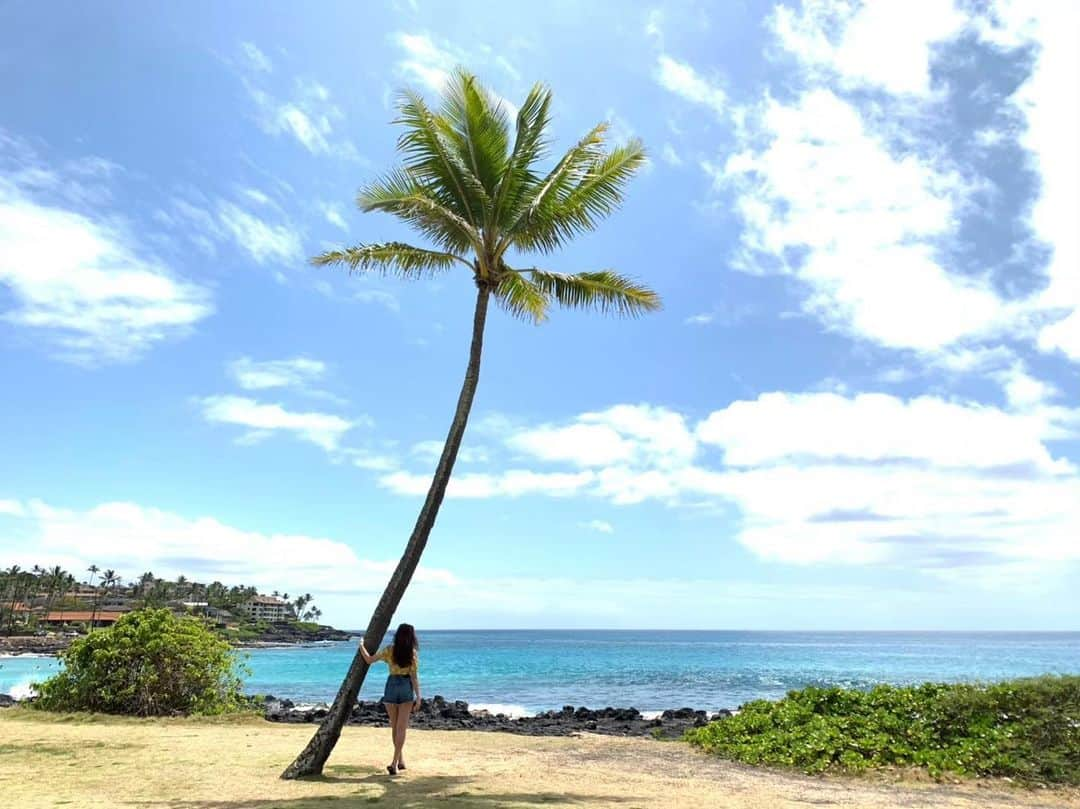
top-left (353, 288), bottom-right (400, 312)
top-left (976, 3), bottom-right (1080, 362)
top-left (238, 64), bottom-right (358, 160)
top-left (684, 313), bottom-right (713, 326)
top-left (393, 32), bottom-right (455, 93)
top-left (0, 163), bottom-right (212, 365)
top-left (380, 469), bottom-right (595, 499)
top-left (276, 103), bottom-right (331, 153)
top-left (0, 499), bottom-right (24, 516)
top-left (993, 363), bottom-right (1060, 411)
top-left (217, 201), bottom-right (303, 266)
top-left (5, 495), bottom-right (1071, 628)
top-left (411, 440), bottom-right (488, 464)
top-left (580, 519), bottom-right (614, 534)
top-left (507, 405), bottom-right (696, 469)
top-left (199, 395), bottom-right (359, 451)
top-left (644, 9), bottom-right (664, 41)
top-left (770, 0), bottom-right (967, 96)
top-left (654, 55), bottom-right (726, 117)
top-left (228, 357), bottom-right (327, 391)
top-left (389, 32), bottom-right (519, 114)
top-left (349, 452), bottom-right (399, 472)
top-left (319, 201), bottom-right (348, 232)
top-left (239, 41), bottom-right (273, 73)
top-left (375, 393), bottom-right (1080, 574)
top-left (240, 187), bottom-right (274, 207)
top-left (0, 498), bottom-right (457, 602)
top-left (660, 143), bottom-right (684, 167)
top-left (697, 392), bottom-right (1068, 474)
top-left (719, 89), bottom-right (1009, 351)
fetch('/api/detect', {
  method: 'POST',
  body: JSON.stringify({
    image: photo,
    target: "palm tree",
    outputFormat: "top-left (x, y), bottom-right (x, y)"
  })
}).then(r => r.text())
top-left (43, 565), bottom-right (66, 622)
top-left (3, 565), bottom-right (22, 635)
top-left (57, 573), bottom-right (75, 625)
top-left (90, 568), bottom-right (115, 630)
top-left (282, 69), bottom-right (659, 779)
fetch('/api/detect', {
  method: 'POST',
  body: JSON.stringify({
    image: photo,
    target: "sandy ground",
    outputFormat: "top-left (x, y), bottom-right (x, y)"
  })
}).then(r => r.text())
top-left (0, 710), bottom-right (1075, 809)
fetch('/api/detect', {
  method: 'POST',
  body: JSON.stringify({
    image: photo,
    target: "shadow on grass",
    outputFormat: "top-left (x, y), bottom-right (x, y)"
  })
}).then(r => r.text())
top-left (139, 773), bottom-right (633, 808)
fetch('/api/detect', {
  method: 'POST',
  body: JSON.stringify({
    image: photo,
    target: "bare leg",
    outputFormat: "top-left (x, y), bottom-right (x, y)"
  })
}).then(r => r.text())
top-left (384, 703), bottom-right (399, 773)
top-left (392, 701), bottom-right (412, 769)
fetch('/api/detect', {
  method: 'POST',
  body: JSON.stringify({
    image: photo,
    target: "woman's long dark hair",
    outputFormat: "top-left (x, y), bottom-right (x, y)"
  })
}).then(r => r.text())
top-left (391, 623), bottom-right (417, 669)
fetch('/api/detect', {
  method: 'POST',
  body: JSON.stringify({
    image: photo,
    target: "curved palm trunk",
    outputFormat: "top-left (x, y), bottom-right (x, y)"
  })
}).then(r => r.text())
top-left (282, 284), bottom-right (492, 779)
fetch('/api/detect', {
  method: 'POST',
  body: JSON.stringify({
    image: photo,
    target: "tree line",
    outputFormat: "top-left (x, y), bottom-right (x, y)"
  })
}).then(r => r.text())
top-left (0, 563), bottom-right (322, 635)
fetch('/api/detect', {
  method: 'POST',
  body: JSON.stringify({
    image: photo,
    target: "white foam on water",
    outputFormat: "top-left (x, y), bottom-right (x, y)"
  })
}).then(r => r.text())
top-left (640, 710), bottom-right (663, 720)
top-left (9, 680), bottom-right (37, 700)
top-left (0, 653), bottom-right (51, 659)
top-left (470, 703), bottom-right (533, 718)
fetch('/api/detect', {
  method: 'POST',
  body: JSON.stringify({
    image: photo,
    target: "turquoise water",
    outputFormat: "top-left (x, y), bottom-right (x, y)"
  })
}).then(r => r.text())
top-left (4, 631), bottom-right (1078, 714)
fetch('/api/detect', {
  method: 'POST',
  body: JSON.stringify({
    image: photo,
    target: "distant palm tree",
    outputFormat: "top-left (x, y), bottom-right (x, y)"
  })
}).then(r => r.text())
top-left (3, 565), bottom-right (23, 635)
top-left (90, 568), bottom-right (115, 630)
top-left (282, 69), bottom-right (659, 779)
top-left (56, 573), bottom-right (75, 625)
top-left (135, 570), bottom-right (155, 597)
top-left (43, 565), bottom-right (66, 622)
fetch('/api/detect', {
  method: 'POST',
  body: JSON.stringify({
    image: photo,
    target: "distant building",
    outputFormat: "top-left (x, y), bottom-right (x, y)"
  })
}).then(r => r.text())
top-left (40, 611), bottom-right (124, 626)
top-left (239, 596), bottom-right (294, 622)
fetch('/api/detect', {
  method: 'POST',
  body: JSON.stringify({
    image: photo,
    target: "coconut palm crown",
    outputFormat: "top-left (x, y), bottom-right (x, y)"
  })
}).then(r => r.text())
top-left (313, 68), bottom-right (660, 320)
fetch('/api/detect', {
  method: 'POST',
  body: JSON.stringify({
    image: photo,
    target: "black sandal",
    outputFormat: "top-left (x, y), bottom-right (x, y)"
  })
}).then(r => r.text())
top-left (386, 765), bottom-right (398, 776)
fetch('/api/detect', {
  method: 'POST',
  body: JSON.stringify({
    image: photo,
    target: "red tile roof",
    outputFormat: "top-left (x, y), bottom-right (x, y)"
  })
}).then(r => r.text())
top-left (42, 611), bottom-right (123, 623)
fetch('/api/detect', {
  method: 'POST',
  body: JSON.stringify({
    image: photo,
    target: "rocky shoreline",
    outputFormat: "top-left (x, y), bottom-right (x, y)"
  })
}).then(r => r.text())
top-left (264, 695), bottom-right (731, 739)
top-left (0, 689), bottom-right (731, 738)
top-left (0, 636), bottom-right (71, 655)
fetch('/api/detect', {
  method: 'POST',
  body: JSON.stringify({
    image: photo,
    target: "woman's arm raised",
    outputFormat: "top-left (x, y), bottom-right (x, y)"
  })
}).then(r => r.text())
top-left (358, 638), bottom-right (376, 665)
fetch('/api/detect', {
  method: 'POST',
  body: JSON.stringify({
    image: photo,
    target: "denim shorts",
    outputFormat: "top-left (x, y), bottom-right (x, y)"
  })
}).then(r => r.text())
top-left (382, 674), bottom-right (414, 704)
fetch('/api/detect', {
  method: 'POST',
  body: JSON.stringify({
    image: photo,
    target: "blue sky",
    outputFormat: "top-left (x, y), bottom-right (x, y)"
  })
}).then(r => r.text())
top-left (1, 0), bottom-right (1077, 630)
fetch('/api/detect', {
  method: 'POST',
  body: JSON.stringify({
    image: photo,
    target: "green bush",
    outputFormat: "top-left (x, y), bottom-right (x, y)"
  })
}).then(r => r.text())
top-left (685, 676), bottom-right (1080, 784)
top-left (33, 608), bottom-right (247, 716)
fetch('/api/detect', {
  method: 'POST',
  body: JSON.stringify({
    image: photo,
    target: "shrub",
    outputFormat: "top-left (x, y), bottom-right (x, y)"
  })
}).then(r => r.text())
top-left (685, 676), bottom-right (1080, 784)
top-left (34, 608), bottom-right (247, 716)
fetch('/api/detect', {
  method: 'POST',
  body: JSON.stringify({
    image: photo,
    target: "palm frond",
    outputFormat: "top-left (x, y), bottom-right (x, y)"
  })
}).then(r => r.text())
top-left (312, 242), bottom-right (470, 278)
top-left (526, 269), bottom-right (661, 317)
top-left (359, 168), bottom-right (481, 254)
top-left (491, 82), bottom-right (553, 231)
top-left (513, 139), bottom-right (647, 254)
top-left (438, 69), bottom-right (511, 201)
top-left (495, 122), bottom-right (609, 256)
top-left (494, 270), bottom-right (549, 324)
top-left (394, 91), bottom-right (491, 227)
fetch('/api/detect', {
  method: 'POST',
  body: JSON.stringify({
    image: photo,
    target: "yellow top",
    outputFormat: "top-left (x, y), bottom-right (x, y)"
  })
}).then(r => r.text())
top-left (374, 646), bottom-right (418, 676)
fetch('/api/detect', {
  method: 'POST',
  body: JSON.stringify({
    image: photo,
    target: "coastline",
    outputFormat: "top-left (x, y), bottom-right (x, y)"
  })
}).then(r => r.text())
top-left (0, 690), bottom-right (728, 739)
top-left (264, 694), bottom-right (725, 738)
top-left (0, 632), bottom-right (355, 657)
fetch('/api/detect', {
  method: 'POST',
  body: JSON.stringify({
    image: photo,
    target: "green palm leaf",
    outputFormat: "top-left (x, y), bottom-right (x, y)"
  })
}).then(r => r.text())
top-left (311, 242), bottom-right (470, 278)
top-left (359, 168), bottom-right (481, 254)
top-left (494, 270), bottom-right (549, 324)
top-left (526, 269), bottom-right (661, 317)
top-left (491, 82), bottom-right (553, 230)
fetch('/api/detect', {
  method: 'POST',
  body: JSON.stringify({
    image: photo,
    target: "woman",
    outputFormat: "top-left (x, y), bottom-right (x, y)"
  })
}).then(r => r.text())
top-left (359, 623), bottom-right (421, 775)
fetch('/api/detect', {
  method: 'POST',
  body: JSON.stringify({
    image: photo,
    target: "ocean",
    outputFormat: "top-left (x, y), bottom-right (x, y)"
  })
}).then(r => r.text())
top-left (3, 630), bottom-right (1078, 715)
